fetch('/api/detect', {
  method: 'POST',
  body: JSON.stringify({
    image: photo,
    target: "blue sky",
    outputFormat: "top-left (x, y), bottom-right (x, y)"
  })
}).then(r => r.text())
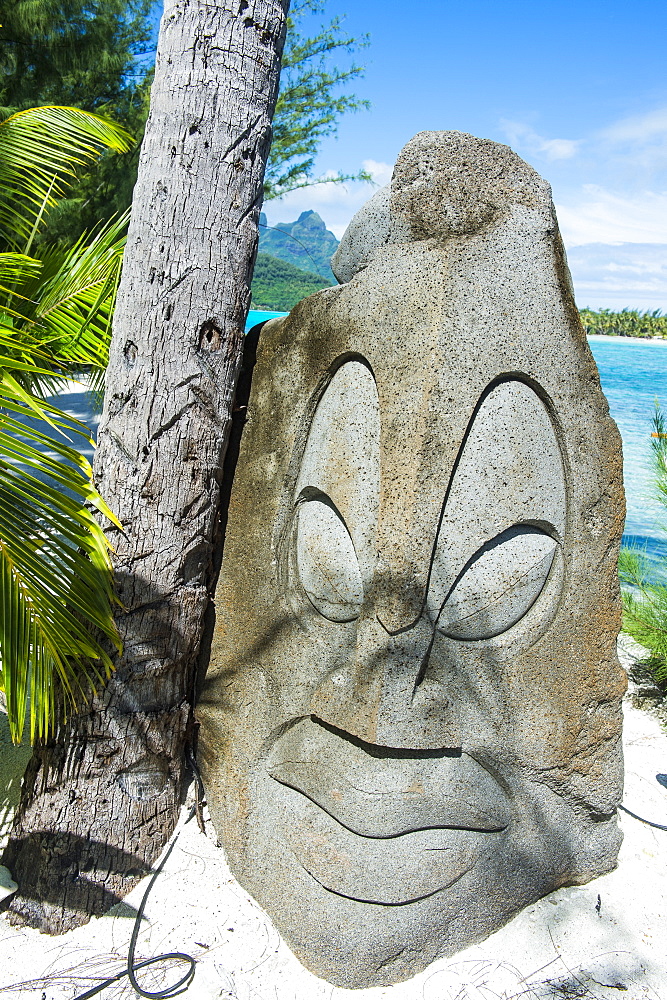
top-left (256, 0), bottom-right (667, 310)
top-left (149, 0), bottom-right (667, 308)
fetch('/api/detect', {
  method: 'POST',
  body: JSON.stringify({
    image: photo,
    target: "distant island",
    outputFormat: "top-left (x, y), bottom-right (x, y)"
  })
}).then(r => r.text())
top-left (251, 210), bottom-right (337, 311)
top-left (579, 308), bottom-right (667, 339)
top-left (251, 212), bottom-right (667, 337)
top-left (258, 209), bottom-right (339, 281)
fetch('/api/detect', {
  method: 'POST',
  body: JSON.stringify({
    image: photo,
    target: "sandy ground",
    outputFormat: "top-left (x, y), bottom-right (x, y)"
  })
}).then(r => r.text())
top-left (0, 642), bottom-right (664, 1000)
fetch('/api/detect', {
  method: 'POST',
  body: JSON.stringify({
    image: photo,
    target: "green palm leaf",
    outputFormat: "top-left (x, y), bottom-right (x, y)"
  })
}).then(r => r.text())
top-left (4, 213), bottom-right (128, 394)
top-left (0, 363), bottom-right (122, 743)
top-left (0, 105), bottom-right (132, 251)
top-left (0, 105), bottom-right (131, 742)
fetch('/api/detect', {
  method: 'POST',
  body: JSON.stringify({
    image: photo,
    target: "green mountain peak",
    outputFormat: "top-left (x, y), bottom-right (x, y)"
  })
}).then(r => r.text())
top-left (258, 210), bottom-right (339, 282)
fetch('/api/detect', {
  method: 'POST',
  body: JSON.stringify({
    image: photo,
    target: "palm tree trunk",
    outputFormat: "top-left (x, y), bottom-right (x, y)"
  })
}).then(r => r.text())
top-left (3, 0), bottom-right (289, 933)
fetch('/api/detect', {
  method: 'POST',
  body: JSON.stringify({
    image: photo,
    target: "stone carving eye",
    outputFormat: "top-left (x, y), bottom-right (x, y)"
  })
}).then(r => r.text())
top-left (296, 496), bottom-right (363, 622)
top-left (426, 379), bottom-right (567, 640)
top-left (434, 525), bottom-right (558, 640)
top-left (292, 360), bottom-right (381, 618)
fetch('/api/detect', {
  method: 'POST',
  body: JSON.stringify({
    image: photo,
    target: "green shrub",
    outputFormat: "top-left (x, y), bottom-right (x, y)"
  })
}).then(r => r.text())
top-left (619, 404), bottom-right (667, 688)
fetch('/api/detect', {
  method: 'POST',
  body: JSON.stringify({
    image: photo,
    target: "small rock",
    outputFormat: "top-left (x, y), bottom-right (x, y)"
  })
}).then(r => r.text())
top-left (0, 864), bottom-right (18, 901)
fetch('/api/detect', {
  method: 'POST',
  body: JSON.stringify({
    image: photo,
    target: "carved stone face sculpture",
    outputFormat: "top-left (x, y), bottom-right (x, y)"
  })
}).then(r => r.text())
top-left (198, 132), bottom-right (626, 989)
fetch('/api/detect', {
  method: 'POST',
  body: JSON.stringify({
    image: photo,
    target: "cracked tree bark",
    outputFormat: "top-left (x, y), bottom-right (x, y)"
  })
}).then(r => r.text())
top-left (2, 0), bottom-right (289, 932)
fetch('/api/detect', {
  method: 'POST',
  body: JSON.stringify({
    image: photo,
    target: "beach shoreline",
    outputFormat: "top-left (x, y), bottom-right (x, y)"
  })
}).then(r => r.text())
top-left (588, 332), bottom-right (667, 345)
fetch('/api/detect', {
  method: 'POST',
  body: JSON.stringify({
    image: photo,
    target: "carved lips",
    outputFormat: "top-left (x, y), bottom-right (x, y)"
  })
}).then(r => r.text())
top-left (267, 717), bottom-right (510, 904)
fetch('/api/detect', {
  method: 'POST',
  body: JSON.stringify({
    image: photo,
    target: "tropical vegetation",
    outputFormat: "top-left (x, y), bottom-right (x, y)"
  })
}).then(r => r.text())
top-left (258, 209), bottom-right (338, 280)
top-left (580, 307), bottom-right (667, 339)
top-left (619, 404), bottom-right (667, 688)
top-left (2, 0), bottom-right (369, 247)
top-left (0, 0), bottom-right (155, 113)
top-left (264, 0), bottom-right (370, 199)
top-left (0, 0), bottom-right (157, 245)
top-left (0, 105), bottom-right (131, 743)
top-left (251, 253), bottom-right (332, 311)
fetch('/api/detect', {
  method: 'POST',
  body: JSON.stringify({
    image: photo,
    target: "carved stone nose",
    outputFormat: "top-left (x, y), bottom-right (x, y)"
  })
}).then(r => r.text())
top-left (372, 567), bottom-right (426, 634)
top-left (309, 613), bottom-right (461, 749)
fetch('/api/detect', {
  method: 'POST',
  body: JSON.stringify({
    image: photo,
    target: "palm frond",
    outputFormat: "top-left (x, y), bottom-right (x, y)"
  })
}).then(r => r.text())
top-left (0, 364), bottom-right (121, 742)
top-left (0, 106), bottom-right (132, 251)
top-left (0, 104), bottom-right (128, 744)
top-left (0, 252), bottom-right (42, 288)
top-left (0, 218), bottom-right (126, 405)
top-left (11, 213), bottom-right (127, 384)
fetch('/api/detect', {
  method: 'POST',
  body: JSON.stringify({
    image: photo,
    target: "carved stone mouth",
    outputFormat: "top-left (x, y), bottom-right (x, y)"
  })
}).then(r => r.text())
top-left (267, 716), bottom-right (510, 837)
top-left (266, 717), bottom-right (510, 904)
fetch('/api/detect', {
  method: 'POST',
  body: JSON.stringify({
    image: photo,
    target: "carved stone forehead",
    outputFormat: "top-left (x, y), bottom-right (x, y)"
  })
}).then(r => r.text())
top-left (390, 130), bottom-right (548, 241)
top-left (331, 129), bottom-right (551, 281)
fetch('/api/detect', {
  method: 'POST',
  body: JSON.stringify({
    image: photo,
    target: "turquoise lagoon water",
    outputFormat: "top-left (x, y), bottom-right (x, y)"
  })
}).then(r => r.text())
top-left (588, 335), bottom-right (667, 573)
top-left (247, 313), bottom-right (667, 568)
top-left (246, 309), bottom-right (287, 329)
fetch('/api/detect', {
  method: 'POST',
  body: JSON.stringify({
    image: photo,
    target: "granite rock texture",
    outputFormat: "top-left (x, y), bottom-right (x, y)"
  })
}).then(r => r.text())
top-left (197, 130), bottom-right (626, 989)
top-left (330, 183), bottom-right (390, 283)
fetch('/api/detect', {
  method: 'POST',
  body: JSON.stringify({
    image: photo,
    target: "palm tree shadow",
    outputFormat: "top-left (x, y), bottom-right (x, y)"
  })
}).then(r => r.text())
top-left (0, 832), bottom-right (143, 926)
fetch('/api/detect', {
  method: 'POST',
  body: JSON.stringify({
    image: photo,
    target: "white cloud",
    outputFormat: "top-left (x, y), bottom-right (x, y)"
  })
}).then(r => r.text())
top-left (499, 119), bottom-right (580, 161)
top-left (592, 105), bottom-right (667, 175)
top-left (566, 242), bottom-right (667, 310)
top-left (263, 160), bottom-right (392, 239)
top-left (361, 158), bottom-right (394, 186)
top-left (600, 107), bottom-right (667, 143)
top-left (556, 185), bottom-right (667, 246)
top-left (500, 105), bottom-right (667, 177)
